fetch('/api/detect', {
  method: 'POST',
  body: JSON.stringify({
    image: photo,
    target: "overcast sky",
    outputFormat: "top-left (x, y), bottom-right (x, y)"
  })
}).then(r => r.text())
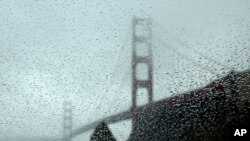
top-left (0, 0), bottom-right (250, 140)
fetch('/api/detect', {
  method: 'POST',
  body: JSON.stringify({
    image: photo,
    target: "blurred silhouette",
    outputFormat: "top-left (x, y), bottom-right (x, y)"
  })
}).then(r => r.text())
top-left (128, 70), bottom-right (250, 141)
top-left (90, 122), bottom-right (116, 141)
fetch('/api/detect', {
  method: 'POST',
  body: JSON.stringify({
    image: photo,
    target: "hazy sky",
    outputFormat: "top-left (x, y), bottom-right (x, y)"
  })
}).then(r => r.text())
top-left (0, 0), bottom-right (249, 140)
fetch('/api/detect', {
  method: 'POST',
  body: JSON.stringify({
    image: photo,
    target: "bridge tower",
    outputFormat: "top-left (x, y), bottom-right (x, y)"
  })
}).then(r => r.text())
top-left (62, 101), bottom-right (73, 141)
top-left (131, 17), bottom-right (153, 133)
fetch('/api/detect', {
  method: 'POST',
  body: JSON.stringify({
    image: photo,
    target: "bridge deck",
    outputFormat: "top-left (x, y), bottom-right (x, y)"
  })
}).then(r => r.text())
top-left (67, 69), bottom-right (250, 139)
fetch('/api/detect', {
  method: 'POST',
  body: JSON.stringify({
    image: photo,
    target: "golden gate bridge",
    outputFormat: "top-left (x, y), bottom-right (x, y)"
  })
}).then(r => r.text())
top-left (62, 17), bottom-right (250, 141)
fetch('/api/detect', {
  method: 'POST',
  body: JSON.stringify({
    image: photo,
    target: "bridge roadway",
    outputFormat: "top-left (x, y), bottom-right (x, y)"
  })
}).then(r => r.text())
top-left (66, 69), bottom-right (250, 139)
top-left (69, 80), bottom-right (220, 138)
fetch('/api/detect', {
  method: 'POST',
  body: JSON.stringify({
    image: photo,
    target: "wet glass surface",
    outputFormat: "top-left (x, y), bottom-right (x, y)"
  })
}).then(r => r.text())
top-left (0, 0), bottom-right (249, 141)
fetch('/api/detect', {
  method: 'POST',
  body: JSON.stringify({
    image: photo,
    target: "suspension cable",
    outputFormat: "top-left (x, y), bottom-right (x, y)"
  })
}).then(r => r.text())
top-left (153, 21), bottom-right (232, 71)
top-left (157, 38), bottom-right (218, 75)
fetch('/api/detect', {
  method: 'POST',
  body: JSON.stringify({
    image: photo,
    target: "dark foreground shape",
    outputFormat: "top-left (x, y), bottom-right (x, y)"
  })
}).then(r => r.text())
top-left (128, 70), bottom-right (250, 141)
top-left (90, 122), bottom-right (116, 141)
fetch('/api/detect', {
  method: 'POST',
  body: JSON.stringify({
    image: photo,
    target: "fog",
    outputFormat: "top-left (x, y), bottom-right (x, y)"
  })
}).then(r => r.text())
top-left (0, 0), bottom-right (249, 141)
